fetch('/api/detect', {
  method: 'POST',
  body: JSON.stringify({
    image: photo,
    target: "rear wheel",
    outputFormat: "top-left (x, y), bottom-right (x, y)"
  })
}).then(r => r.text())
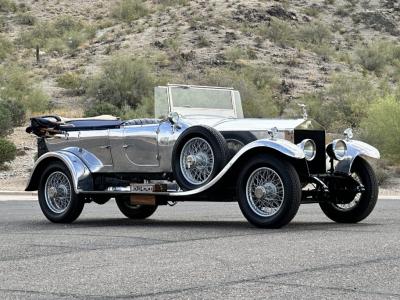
top-left (115, 196), bottom-right (158, 219)
top-left (38, 162), bottom-right (84, 223)
top-left (237, 154), bottom-right (301, 228)
top-left (319, 157), bottom-right (378, 223)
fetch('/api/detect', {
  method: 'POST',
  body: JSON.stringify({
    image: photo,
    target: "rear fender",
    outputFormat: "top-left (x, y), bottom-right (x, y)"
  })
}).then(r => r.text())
top-left (25, 151), bottom-right (93, 193)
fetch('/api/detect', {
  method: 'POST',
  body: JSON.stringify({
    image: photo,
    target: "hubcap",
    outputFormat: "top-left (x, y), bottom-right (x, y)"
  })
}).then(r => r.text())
top-left (44, 171), bottom-right (72, 214)
top-left (246, 167), bottom-right (285, 217)
top-left (180, 137), bottom-right (215, 185)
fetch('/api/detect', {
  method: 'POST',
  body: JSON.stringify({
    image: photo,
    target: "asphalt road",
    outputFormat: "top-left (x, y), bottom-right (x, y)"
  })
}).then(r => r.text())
top-left (0, 197), bottom-right (399, 299)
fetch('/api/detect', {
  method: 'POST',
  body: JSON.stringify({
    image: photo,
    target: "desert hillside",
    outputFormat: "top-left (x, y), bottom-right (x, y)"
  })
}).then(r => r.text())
top-left (0, 0), bottom-right (400, 189)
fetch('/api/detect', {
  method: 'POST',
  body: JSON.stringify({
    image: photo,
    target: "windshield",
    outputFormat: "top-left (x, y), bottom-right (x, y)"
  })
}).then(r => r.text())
top-left (170, 87), bottom-right (236, 117)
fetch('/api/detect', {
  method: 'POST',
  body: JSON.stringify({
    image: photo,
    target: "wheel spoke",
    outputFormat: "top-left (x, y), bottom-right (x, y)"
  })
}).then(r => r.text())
top-left (180, 137), bottom-right (215, 185)
top-left (44, 171), bottom-right (72, 214)
top-left (245, 167), bottom-right (285, 217)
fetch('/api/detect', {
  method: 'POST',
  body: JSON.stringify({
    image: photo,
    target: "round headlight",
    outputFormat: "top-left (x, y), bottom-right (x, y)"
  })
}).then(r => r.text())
top-left (333, 139), bottom-right (347, 160)
top-left (298, 139), bottom-right (316, 161)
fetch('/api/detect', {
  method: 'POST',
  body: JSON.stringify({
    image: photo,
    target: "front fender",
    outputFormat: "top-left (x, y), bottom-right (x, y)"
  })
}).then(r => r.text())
top-left (25, 151), bottom-right (93, 193)
top-left (333, 140), bottom-right (380, 174)
top-left (170, 138), bottom-right (305, 196)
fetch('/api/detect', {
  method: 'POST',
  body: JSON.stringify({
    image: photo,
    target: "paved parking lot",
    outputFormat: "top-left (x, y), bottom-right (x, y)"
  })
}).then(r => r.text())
top-left (0, 197), bottom-right (399, 299)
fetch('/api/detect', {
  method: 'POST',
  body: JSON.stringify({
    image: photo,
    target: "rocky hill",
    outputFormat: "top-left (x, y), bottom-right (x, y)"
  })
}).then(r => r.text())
top-left (1, 0), bottom-right (400, 189)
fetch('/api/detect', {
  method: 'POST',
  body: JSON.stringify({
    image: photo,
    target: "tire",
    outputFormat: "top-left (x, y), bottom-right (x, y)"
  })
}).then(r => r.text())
top-left (319, 157), bottom-right (378, 223)
top-left (222, 132), bottom-right (256, 158)
top-left (172, 125), bottom-right (229, 190)
top-left (237, 154), bottom-right (301, 228)
top-left (115, 196), bottom-right (158, 219)
top-left (38, 161), bottom-right (84, 223)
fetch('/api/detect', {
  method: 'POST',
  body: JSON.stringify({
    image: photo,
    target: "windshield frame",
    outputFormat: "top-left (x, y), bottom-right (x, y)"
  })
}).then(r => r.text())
top-left (167, 85), bottom-right (238, 118)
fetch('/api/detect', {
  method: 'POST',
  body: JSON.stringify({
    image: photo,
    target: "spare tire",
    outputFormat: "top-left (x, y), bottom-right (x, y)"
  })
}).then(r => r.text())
top-left (172, 126), bottom-right (229, 190)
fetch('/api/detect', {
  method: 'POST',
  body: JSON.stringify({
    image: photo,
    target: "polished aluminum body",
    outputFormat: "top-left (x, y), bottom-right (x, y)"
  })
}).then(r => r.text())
top-left (26, 84), bottom-right (380, 194)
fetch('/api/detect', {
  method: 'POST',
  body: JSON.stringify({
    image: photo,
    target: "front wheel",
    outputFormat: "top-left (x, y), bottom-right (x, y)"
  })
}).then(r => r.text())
top-left (319, 157), bottom-right (378, 223)
top-left (38, 162), bottom-right (84, 223)
top-left (237, 154), bottom-right (301, 228)
top-left (115, 197), bottom-right (158, 219)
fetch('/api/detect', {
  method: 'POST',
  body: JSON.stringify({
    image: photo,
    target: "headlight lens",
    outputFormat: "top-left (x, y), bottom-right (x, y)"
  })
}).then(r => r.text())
top-left (333, 139), bottom-right (347, 160)
top-left (298, 139), bottom-right (316, 161)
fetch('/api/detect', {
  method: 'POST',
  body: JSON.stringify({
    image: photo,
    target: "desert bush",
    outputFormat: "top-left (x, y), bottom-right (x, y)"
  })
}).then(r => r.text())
top-left (111, 0), bottom-right (149, 23)
top-left (201, 67), bottom-right (279, 118)
top-left (0, 35), bottom-right (12, 61)
top-left (356, 40), bottom-right (400, 75)
top-left (1, 100), bottom-right (26, 126)
top-left (360, 95), bottom-right (400, 163)
top-left (0, 103), bottom-right (13, 136)
top-left (0, 64), bottom-right (49, 113)
top-left (0, 137), bottom-right (16, 167)
top-left (18, 16), bottom-right (95, 54)
top-left (0, 0), bottom-right (16, 12)
top-left (121, 97), bottom-right (154, 119)
top-left (57, 72), bottom-right (84, 95)
top-left (16, 12), bottom-right (36, 25)
top-left (259, 18), bottom-right (295, 47)
top-left (303, 73), bottom-right (379, 132)
top-left (356, 42), bottom-right (388, 73)
top-left (84, 102), bottom-right (121, 117)
top-left (85, 56), bottom-right (155, 109)
top-left (297, 21), bottom-right (332, 46)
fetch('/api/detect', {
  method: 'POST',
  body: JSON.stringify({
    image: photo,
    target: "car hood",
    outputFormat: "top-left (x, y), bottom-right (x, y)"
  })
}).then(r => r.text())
top-left (182, 116), bottom-right (324, 131)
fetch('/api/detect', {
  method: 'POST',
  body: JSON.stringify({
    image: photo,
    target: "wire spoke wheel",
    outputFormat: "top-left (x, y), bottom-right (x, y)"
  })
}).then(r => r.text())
top-left (245, 167), bottom-right (285, 217)
top-left (44, 171), bottom-right (72, 214)
top-left (180, 137), bottom-right (215, 185)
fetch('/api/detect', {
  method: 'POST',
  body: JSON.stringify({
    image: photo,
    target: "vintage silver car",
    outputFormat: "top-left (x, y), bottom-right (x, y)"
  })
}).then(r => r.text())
top-left (26, 84), bottom-right (380, 228)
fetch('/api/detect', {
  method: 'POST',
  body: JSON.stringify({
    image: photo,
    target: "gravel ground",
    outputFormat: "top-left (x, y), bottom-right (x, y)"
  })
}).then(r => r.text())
top-left (0, 198), bottom-right (399, 299)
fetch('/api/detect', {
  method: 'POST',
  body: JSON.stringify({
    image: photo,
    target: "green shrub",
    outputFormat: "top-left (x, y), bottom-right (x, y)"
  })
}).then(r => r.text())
top-left (84, 101), bottom-right (121, 117)
top-left (17, 16), bottom-right (95, 54)
top-left (1, 100), bottom-right (26, 126)
top-left (0, 0), bottom-right (16, 12)
top-left (297, 21), bottom-right (332, 46)
top-left (356, 40), bottom-right (400, 74)
top-left (360, 96), bottom-right (400, 163)
top-left (57, 72), bottom-right (84, 95)
top-left (200, 67), bottom-right (280, 118)
top-left (16, 12), bottom-right (36, 25)
top-left (0, 103), bottom-right (12, 137)
top-left (356, 42), bottom-right (388, 73)
top-left (85, 56), bottom-right (155, 109)
top-left (303, 73), bottom-right (379, 132)
top-left (259, 18), bottom-right (295, 47)
top-left (0, 137), bottom-right (16, 167)
top-left (0, 64), bottom-right (49, 113)
top-left (111, 0), bottom-right (149, 22)
top-left (0, 35), bottom-right (12, 61)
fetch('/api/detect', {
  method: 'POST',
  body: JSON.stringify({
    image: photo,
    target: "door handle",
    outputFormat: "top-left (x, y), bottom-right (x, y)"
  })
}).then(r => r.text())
top-left (99, 145), bottom-right (111, 149)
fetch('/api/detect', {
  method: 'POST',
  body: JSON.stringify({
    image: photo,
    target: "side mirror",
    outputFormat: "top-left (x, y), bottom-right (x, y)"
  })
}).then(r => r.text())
top-left (168, 112), bottom-right (180, 125)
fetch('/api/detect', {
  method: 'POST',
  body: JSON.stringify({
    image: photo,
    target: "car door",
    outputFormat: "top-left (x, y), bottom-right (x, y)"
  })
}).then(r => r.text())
top-left (122, 124), bottom-right (160, 171)
top-left (78, 129), bottom-right (113, 172)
